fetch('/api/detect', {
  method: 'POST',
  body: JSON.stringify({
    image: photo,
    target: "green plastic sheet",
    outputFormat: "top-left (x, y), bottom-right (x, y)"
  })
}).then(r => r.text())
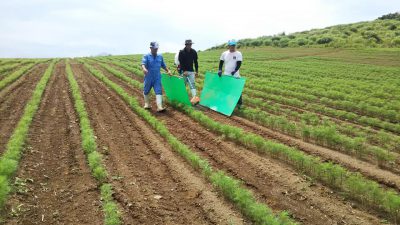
top-left (200, 72), bottom-right (246, 116)
top-left (161, 74), bottom-right (191, 106)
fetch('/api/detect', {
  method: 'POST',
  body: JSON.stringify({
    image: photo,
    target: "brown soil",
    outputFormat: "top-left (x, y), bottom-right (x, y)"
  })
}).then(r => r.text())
top-left (71, 62), bottom-right (247, 225)
top-left (93, 61), bottom-right (387, 225)
top-left (3, 62), bottom-right (103, 224)
top-left (0, 63), bottom-right (48, 154)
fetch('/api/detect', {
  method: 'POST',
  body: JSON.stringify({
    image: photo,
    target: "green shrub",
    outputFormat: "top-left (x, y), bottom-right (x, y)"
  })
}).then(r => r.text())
top-left (317, 37), bottom-right (333, 44)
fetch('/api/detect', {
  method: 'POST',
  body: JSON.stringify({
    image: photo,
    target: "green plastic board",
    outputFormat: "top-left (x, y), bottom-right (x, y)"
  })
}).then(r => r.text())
top-left (161, 74), bottom-right (192, 106)
top-left (200, 72), bottom-right (246, 116)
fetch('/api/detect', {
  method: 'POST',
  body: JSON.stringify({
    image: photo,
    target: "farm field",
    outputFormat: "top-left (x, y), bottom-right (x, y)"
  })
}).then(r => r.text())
top-left (0, 47), bottom-right (399, 225)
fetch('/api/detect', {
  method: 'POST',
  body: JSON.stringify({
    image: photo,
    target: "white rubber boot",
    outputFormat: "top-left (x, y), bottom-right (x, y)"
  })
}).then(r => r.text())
top-left (156, 95), bottom-right (166, 112)
top-left (143, 94), bottom-right (150, 109)
top-left (190, 89), bottom-right (200, 105)
top-left (190, 88), bottom-right (197, 97)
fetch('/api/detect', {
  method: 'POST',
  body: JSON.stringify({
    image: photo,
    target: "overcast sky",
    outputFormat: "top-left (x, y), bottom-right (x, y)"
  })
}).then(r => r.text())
top-left (0, 0), bottom-right (399, 58)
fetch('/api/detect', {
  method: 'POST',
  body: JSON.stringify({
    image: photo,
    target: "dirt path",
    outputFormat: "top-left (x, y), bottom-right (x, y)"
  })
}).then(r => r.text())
top-left (3, 62), bottom-right (103, 224)
top-left (93, 62), bottom-right (386, 225)
top-left (0, 63), bottom-right (48, 154)
top-left (72, 62), bottom-right (247, 225)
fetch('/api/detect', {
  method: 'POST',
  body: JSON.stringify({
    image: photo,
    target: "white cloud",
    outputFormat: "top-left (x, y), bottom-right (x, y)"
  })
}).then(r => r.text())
top-left (0, 0), bottom-right (399, 57)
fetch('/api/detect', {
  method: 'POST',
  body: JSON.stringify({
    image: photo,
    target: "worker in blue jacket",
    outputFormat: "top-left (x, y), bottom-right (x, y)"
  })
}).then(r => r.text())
top-left (141, 41), bottom-right (171, 112)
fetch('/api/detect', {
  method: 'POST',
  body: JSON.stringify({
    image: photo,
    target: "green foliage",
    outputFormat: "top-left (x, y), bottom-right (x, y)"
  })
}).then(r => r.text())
top-left (209, 16), bottom-right (400, 49)
top-left (378, 12), bottom-right (400, 21)
top-left (0, 63), bottom-right (36, 90)
top-left (100, 184), bottom-right (121, 225)
top-left (0, 176), bottom-right (10, 207)
top-left (0, 60), bottom-right (56, 207)
top-left (317, 37), bottom-right (333, 44)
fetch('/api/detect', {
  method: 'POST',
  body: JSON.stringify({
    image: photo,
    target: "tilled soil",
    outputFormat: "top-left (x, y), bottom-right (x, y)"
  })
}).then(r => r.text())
top-left (71, 62), bottom-right (247, 225)
top-left (92, 61), bottom-right (386, 225)
top-left (3, 62), bottom-right (103, 224)
top-left (0, 63), bottom-right (48, 154)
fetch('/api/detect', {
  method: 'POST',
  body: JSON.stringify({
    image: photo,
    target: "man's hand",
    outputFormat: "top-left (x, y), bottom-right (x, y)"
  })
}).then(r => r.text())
top-left (195, 72), bottom-right (198, 77)
top-left (166, 69), bottom-right (172, 76)
top-left (218, 70), bottom-right (222, 77)
top-left (183, 71), bottom-right (188, 76)
top-left (143, 68), bottom-right (148, 75)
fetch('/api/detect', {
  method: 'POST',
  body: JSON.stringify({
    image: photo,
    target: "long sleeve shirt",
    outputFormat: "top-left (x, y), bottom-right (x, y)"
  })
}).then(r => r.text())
top-left (178, 48), bottom-right (198, 72)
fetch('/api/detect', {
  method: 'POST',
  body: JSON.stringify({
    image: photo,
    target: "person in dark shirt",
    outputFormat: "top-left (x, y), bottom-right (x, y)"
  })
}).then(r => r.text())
top-left (178, 39), bottom-right (200, 105)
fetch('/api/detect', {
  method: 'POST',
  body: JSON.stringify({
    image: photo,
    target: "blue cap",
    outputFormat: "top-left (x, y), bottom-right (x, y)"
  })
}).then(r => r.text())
top-left (150, 41), bottom-right (159, 49)
top-left (228, 39), bottom-right (237, 46)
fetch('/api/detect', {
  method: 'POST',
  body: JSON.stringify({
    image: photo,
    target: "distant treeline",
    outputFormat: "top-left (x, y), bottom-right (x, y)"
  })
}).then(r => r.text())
top-left (209, 12), bottom-right (400, 49)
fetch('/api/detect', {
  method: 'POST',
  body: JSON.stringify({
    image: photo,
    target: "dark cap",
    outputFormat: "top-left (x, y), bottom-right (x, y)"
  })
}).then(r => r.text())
top-left (185, 39), bottom-right (194, 45)
top-left (150, 41), bottom-right (159, 49)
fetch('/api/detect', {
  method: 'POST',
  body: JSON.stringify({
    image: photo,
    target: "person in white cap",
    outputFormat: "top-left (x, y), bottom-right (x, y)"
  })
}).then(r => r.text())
top-left (177, 39), bottom-right (200, 105)
top-left (141, 41), bottom-right (172, 112)
top-left (218, 39), bottom-right (243, 109)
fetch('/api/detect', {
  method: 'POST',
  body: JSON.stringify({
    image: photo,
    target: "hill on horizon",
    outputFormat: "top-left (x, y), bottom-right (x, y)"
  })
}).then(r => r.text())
top-left (209, 12), bottom-right (400, 50)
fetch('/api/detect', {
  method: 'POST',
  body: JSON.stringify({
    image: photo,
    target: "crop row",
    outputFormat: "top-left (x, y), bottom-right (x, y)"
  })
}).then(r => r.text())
top-left (0, 63), bottom-right (37, 91)
top-left (66, 61), bottom-right (121, 225)
top-left (0, 60), bottom-right (56, 207)
top-left (243, 94), bottom-right (400, 153)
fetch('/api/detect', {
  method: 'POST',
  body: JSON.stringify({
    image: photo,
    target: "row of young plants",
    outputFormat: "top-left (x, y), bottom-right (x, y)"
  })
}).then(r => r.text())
top-left (243, 94), bottom-right (400, 153)
top-left (0, 62), bottom-right (30, 76)
top-left (162, 57), bottom-right (400, 135)
top-left (236, 105), bottom-right (396, 166)
top-left (0, 60), bottom-right (42, 76)
top-left (102, 58), bottom-right (400, 222)
top-left (96, 56), bottom-right (400, 163)
top-left (241, 59), bottom-right (399, 89)
top-left (129, 54), bottom-right (400, 114)
top-left (98, 56), bottom-right (399, 153)
top-left (0, 60), bottom-right (24, 67)
top-left (100, 57), bottom-right (400, 152)
top-left (118, 56), bottom-right (400, 153)
top-left (244, 74), bottom-right (400, 114)
top-left (0, 63), bottom-right (37, 90)
top-left (171, 103), bottom-right (400, 222)
top-left (66, 61), bottom-right (121, 225)
top-left (193, 57), bottom-right (400, 121)
top-left (243, 74), bottom-right (400, 112)
top-left (240, 85), bottom-right (400, 134)
top-left (194, 60), bottom-right (400, 124)
top-left (236, 54), bottom-right (400, 82)
top-left (80, 59), bottom-right (297, 225)
top-left (111, 54), bottom-right (400, 156)
top-left (0, 60), bottom-right (56, 207)
top-left (245, 80), bottom-right (399, 123)
top-left (120, 52), bottom-right (399, 99)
